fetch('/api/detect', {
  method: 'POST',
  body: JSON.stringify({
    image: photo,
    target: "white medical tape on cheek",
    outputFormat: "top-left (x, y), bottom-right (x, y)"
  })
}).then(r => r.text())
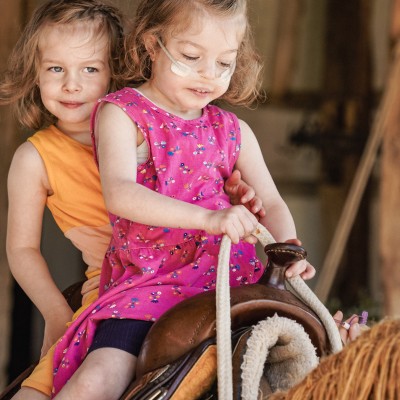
top-left (156, 37), bottom-right (235, 82)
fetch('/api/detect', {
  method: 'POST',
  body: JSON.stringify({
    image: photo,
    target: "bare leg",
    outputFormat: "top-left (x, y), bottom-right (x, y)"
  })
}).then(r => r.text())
top-left (54, 348), bottom-right (137, 400)
top-left (11, 387), bottom-right (50, 400)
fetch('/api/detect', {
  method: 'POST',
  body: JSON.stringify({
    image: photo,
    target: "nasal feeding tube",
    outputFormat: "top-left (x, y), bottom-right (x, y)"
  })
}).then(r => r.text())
top-left (156, 38), bottom-right (236, 85)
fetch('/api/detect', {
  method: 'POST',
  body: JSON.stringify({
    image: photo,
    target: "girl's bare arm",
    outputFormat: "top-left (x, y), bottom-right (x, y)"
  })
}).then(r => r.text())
top-left (96, 103), bottom-right (258, 243)
top-left (235, 120), bottom-right (315, 280)
top-left (7, 142), bottom-right (73, 355)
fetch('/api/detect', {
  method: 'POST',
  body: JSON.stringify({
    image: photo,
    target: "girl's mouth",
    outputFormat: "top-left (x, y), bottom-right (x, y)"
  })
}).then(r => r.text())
top-left (60, 101), bottom-right (83, 109)
top-left (190, 88), bottom-right (211, 96)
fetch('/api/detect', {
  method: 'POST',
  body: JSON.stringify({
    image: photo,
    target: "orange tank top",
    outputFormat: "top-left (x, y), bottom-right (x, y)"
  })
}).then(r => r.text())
top-left (28, 125), bottom-right (112, 304)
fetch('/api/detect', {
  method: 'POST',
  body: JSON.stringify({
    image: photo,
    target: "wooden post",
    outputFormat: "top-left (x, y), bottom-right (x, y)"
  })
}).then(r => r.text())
top-left (314, 0), bottom-right (372, 306)
top-left (269, 0), bottom-right (304, 98)
top-left (379, 0), bottom-right (400, 316)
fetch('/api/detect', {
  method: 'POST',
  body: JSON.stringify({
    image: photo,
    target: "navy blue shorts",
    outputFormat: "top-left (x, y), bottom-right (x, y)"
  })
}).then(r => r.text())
top-left (88, 319), bottom-right (154, 357)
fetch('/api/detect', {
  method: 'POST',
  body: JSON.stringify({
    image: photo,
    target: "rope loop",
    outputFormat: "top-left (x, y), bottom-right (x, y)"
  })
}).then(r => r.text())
top-left (216, 223), bottom-right (342, 400)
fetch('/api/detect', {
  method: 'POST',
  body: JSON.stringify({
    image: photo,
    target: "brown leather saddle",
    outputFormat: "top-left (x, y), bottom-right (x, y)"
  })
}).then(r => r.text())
top-left (119, 242), bottom-right (331, 399)
top-left (0, 242), bottom-right (331, 400)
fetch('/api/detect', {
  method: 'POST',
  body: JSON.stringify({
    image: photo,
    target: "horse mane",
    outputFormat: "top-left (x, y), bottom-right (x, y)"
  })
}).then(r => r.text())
top-left (268, 318), bottom-right (400, 400)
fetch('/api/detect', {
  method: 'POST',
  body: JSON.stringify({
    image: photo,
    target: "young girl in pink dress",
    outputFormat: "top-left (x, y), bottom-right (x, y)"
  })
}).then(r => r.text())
top-left (51, 1), bottom-right (316, 398)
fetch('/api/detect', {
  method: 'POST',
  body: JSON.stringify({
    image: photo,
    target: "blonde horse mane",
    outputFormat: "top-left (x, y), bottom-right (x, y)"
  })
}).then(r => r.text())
top-left (268, 318), bottom-right (400, 400)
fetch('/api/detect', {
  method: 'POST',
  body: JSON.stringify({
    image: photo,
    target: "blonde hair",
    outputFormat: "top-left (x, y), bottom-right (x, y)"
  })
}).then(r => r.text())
top-left (0, 0), bottom-right (127, 130)
top-left (269, 318), bottom-right (400, 400)
top-left (124, 0), bottom-right (263, 107)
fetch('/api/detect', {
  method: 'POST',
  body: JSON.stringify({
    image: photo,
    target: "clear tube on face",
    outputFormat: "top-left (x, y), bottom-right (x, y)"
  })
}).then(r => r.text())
top-left (156, 38), bottom-right (235, 84)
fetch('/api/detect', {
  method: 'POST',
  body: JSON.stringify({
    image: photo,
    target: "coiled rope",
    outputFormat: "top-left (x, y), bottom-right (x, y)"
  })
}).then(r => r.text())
top-left (216, 223), bottom-right (342, 400)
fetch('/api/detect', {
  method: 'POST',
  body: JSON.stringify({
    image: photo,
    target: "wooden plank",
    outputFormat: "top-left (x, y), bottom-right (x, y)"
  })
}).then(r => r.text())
top-left (269, 0), bottom-right (304, 97)
top-left (379, 0), bottom-right (400, 316)
top-left (314, 0), bottom-right (373, 304)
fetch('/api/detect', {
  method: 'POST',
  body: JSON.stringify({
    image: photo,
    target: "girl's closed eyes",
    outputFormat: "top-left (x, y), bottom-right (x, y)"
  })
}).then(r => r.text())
top-left (182, 53), bottom-right (235, 69)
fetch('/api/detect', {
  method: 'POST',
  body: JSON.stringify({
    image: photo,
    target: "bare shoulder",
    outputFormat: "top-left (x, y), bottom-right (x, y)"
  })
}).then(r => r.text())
top-left (97, 102), bottom-right (134, 126)
top-left (238, 118), bottom-right (257, 141)
top-left (10, 141), bottom-right (43, 170)
top-left (8, 141), bottom-right (50, 193)
top-left (238, 118), bottom-right (251, 131)
top-left (10, 141), bottom-right (45, 172)
top-left (237, 118), bottom-right (261, 153)
top-left (96, 101), bottom-right (142, 145)
top-left (7, 141), bottom-right (50, 250)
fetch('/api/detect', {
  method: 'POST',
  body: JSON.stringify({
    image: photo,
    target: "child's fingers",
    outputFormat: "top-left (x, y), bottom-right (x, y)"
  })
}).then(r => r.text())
top-left (335, 313), bottom-right (361, 344)
top-left (224, 217), bottom-right (245, 244)
top-left (230, 169), bottom-right (241, 183)
top-left (256, 206), bottom-right (266, 218)
top-left (348, 321), bottom-right (361, 342)
top-left (224, 224), bottom-right (240, 244)
top-left (282, 239), bottom-right (314, 279)
top-left (243, 234), bottom-right (258, 244)
top-left (300, 263), bottom-right (316, 280)
top-left (224, 172), bottom-right (240, 201)
top-left (285, 260), bottom-right (315, 279)
top-left (226, 170), bottom-right (241, 191)
top-left (248, 197), bottom-right (261, 212)
top-left (285, 259), bottom-right (306, 278)
top-left (334, 311), bottom-right (349, 344)
top-left (228, 210), bottom-right (258, 244)
top-left (240, 186), bottom-right (255, 204)
top-left (284, 238), bottom-right (302, 246)
top-left (333, 310), bottom-right (344, 325)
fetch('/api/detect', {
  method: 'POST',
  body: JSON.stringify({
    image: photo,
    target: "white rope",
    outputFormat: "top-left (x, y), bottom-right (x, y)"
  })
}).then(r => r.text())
top-left (216, 223), bottom-right (342, 399)
top-left (251, 225), bottom-right (342, 354)
top-left (216, 234), bottom-right (233, 400)
top-left (285, 277), bottom-right (342, 354)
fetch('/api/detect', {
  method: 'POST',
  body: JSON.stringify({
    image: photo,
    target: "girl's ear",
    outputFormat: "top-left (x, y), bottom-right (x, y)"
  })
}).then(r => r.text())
top-left (143, 33), bottom-right (158, 62)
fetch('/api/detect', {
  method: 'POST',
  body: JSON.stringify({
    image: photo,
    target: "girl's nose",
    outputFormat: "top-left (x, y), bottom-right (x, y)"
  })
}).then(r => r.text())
top-left (62, 72), bottom-right (82, 92)
top-left (198, 60), bottom-right (219, 80)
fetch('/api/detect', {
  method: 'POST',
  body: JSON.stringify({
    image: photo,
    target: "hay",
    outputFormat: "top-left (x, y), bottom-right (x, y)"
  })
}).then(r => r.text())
top-left (268, 318), bottom-right (400, 400)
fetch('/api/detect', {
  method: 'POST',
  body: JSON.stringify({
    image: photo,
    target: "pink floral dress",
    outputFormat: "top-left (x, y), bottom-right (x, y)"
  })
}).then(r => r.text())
top-left (51, 88), bottom-right (264, 396)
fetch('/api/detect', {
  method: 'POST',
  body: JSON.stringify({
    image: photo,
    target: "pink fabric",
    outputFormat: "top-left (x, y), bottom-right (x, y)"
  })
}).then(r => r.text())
top-left (51, 88), bottom-right (264, 396)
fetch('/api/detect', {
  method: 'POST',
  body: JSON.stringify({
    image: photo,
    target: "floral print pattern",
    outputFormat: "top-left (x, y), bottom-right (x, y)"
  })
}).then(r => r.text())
top-left (51, 88), bottom-right (264, 396)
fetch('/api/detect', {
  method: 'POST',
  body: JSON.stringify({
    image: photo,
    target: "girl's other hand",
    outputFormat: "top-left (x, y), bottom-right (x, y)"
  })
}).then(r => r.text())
top-left (333, 310), bottom-right (362, 345)
top-left (205, 205), bottom-right (258, 244)
top-left (285, 258), bottom-right (315, 280)
top-left (41, 308), bottom-right (73, 357)
top-left (283, 238), bottom-right (316, 280)
top-left (224, 170), bottom-right (266, 219)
